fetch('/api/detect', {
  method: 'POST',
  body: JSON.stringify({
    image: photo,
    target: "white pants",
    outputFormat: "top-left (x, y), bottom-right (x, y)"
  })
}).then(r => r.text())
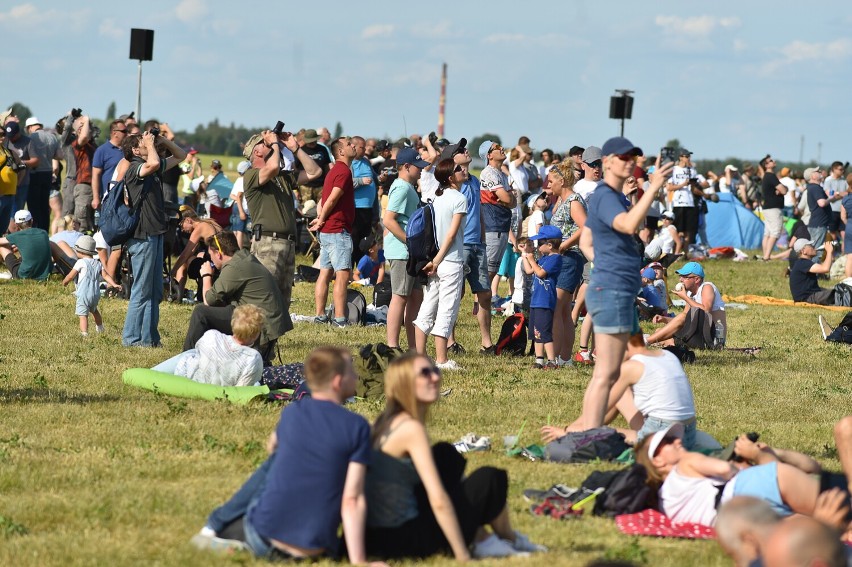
top-left (413, 260), bottom-right (464, 339)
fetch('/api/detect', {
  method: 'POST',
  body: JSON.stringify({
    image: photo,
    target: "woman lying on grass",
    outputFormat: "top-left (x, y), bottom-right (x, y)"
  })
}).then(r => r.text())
top-left (364, 353), bottom-right (547, 560)
top-left (541, 333), bottom-right (697, 448)
top-left (635, 422), bottom-right (822, 527)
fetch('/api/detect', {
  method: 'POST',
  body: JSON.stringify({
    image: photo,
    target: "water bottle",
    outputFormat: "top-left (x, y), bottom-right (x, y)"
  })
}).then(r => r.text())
top-left (94, 210), bottom-right (100, 229)
top-left (714, 320), bottom-right (726, 350)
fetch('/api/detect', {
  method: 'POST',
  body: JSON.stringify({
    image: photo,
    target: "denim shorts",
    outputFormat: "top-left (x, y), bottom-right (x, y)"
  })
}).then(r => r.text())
top-left (731, 462), bottom-right (792, 517)
top-left (637, 416), bottom-right (696, 450)
top-left (463, 244), bottom-right (489, 294)
top-left (557, 251), bottom-right (584, 292)
top-left (585, 286), bottom-right (640, 335)
top-left (318, 231), bottom-right (353, 272)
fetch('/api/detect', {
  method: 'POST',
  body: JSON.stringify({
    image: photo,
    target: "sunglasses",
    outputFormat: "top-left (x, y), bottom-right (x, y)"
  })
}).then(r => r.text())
top-left (489, 145), bottom-right (503, 154)
top-left (453, 164), bottom-right (464, 173)
top-left (418, 366), bottom-right (441, 379)
top-left (616, 153), bottom-right (636, 162)
top-left (587, 160), bottom-right (602, 168)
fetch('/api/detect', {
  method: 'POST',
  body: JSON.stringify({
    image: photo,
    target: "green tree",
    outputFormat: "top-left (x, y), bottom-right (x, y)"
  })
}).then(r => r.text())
top-left (106, 101), bottom-right (116, 121)
top-left (333, 122), bottom-right (343, 139)
top-left (469, 133), bottom-right (502, 157)
top-left (9, 102), bottom-right (32, 124)
top-left (665, 138), bottom-right (682, 150)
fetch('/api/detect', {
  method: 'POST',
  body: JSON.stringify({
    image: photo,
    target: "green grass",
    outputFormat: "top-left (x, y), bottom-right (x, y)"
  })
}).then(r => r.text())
top-left (0, 254), bottom-right (849, 566)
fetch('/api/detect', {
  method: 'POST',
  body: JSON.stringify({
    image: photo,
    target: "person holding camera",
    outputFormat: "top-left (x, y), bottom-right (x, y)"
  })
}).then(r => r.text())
top-left (789, 239), bottom-right (836, 305)
top-left (666, 148), bottom-right (707, 249)
top-left (120, 130), bottom-right (186, 348)
top-left (69, 114), bottom-right (98, 232)
top-left (242, 127), bottom-right (321, 336)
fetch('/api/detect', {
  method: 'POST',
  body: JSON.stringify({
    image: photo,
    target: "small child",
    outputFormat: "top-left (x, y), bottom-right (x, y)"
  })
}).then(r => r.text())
top-left (353, 235), bottom-right (385, 285)
top-left (62, 235), bottom-right (104, 337)
top-left (647, 261), bottom-right (668, 300)
top-left (523, 225), bottom-right (563, 369)
top-left (510, 237), bottom-right (533, 313)
top-left (637, 266), bottom-right (666, 320)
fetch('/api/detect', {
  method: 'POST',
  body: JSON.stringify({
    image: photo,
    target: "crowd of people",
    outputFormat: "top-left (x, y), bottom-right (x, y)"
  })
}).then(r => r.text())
top-left (3, 103), bottom-right (852, 565)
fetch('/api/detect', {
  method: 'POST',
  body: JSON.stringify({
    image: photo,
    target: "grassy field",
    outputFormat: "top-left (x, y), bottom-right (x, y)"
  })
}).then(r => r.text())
top-left (0, 252), bottom-right (849, 566)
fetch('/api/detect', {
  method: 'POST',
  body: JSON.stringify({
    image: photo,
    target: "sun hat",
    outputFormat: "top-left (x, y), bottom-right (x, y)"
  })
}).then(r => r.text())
top-left (74, 235), bottom-right (97, 256)
top-left (646, 422), bottom-right (684, 459)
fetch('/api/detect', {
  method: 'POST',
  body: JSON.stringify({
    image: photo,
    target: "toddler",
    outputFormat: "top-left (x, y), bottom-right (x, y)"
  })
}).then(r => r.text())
top-left (62, 235), bottom-right (104, 336)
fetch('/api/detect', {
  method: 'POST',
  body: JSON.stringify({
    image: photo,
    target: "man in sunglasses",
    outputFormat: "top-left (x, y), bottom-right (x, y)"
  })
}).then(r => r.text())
top-left (667, 148), bottom-right (707, 249)
top-left (573, 146), bottom-right (603, 201)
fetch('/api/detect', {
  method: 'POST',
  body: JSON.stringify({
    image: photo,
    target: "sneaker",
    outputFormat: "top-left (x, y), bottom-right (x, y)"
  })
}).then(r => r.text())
top-left (436, 359), bottom-right (462, 371)
top-left (447, 342), bottom-right (466, 355)
top-left (81, 331), bottom-right (89, 338)
top-left (555, 356), bottom-right (574, 367)
top-left (190, 528), bottom-right (249, 553)
top-left (453, 433), bottom-right (492, 453)
top-left (472, 534), bottom-right (529, 558)
top-left (532, 361), bottom-right (544, 369)
top-left (512, 532), bottom-right (548, 553)
top-left (313, 314), bottom-right (330, 324)
top-left (544, 360), bottom-right (559, 370)
top-left (523, 484), bottom-right (577, 503)
top-left (480, 344), bottom-right (496, 355)
top-left (819, 315), bottom-right (834, 341)
top-left (573, 349), bottom-right (593, 365)
top-left (331, 318), bottom-right (347, 328)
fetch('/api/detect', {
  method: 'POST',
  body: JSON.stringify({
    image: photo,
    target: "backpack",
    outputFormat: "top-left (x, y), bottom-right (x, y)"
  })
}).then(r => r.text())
top-left (354, 343), bottom-right (403, 399)
top-left (581, 464), bottom-right (652, 517)
top-left (325, 288), bottom-right (367, 326)
top-left (827, 312), bottom-right (852, 344)
top-left (100, 164), bottom-right (150, 247)
top-left (373, 278), bottom-right (392, 308)
top-left (405, 201), bottom-right (439, 277)
top-left (496, 313), bottom-right (528, 356)
top-left (834, 283), bottom-right (852, 307)
top-left (545, 427), bottom-right (630, 464)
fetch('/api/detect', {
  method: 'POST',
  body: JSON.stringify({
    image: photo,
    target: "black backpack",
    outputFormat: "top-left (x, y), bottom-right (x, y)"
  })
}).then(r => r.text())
top-left (373, 278), bottom-right (392, 308)
top-left (827, 312), bottom-right (852, 344)
top-left (405, 201), bottom-right (438, 277)
top-left (495, 313), bottom-right (528, 356)
top-left (581, 464), bottom-right (652, 517)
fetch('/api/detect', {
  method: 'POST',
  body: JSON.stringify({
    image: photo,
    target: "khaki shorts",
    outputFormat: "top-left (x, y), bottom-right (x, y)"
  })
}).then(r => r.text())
top-left (762, 208), bottom-right (783, 238)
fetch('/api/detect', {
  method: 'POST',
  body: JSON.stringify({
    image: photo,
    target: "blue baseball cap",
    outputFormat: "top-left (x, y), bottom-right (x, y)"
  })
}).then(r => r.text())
top-left (601, 136), bottom-right (643, 157)
top-left (641, 267), bottom-right (656, 280)
top-left (478, 139), bottom-right (496, 161)
top-left (675, 261), bottom-right (705, 278)
top-left (396, 147), bottom-right (429, 169)
top-left (529, 225), bottom-right (562, 241)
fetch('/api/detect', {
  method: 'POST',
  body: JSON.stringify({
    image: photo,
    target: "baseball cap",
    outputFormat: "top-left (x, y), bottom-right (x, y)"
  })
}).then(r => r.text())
top-left (794, 239), bottom-right (814, 253)
top-left (601, 137), bottom-right (643, 157)
top-left (236, 160), bottom-right (251, 175)
top-left (779, 167), bottom-right (790, 177)
top-left (662, 210), bottom-right (675, 220)
top-left (14, 210), bottom-right (32, 223)
top-left (582, 146), bottom-right (602, 164)
top-left (804, 167), bottom-right (822, 180)
top-left (438, 137), bottom-right (468, 162)
top-left (396, 147), bottom-right (429, 169)
top-left (25, 116), bottom-right (42, 128)
top-left (187, 147), bottom-right (198, 155)
top-left (4, 122), bottom-right (19, 137)
top-left (376, 140), bottom-right (390, 152)
top-left (359, 234), bottom-right (377, 253)
top-left (641, 267), bottom-right (656, 280)
top-left (243, 133), bottom-right (264, 159)
top-left (645, 422), bottom-right (684, 458)
top-left (478, 139), bottom-right (497, 161)
top-left (528, 225), bottom-right (562, 241)
top-left (724, 164), bottom-right (738, 172)
top-left (678, 148), bottom-right (693, 157)
top-left (211, 159), bottom-right (222, 168)
top-left (675, 261), bottom-right (705, 278)
top-left (303, 128), bottom-right (319, 143)
top-left (647, 262), bottom-right (663, 270)
top-left (568, 145), bottom-right (585, 157)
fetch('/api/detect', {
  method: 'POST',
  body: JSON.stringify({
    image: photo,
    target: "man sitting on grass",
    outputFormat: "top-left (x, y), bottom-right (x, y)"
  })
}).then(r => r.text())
top-left (645, 261), bottom-right (726, 350)
top-left (192, 346), bottom-right (379, 565)
top-left (789, 239), bottom-right (836, 306)
top-left (0, 209), bottom-right (76, 280)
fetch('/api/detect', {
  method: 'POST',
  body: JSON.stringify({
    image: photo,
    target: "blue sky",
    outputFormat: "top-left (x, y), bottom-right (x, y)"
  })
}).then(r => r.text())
top-left (3, 1), bottom-right (848, 163)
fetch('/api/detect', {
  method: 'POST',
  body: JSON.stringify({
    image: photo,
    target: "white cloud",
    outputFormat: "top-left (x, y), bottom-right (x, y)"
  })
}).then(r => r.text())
top-left (654, 14), bottom-right (741, 49)
top-left (762, 38), bottom-right (852, 74)
top-left (175, 0), bottom-right (208, 23)
top-left (0, 3), bottom-right (52, 26)
top-left (361, 24), bottom-right (394, 39)
top-left (411, 21), bottom-right (455, 40)
top-left (482, 33), bottom-right (525, 44)
top-left (98, 18), bottom-right (123, 40)
top-left (733, 39), bottom-right (747, 52)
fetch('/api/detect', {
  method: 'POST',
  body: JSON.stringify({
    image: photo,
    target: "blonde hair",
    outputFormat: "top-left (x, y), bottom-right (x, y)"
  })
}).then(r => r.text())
top-left (553, 161), bottom-right (577, 192)
top-left (634, 434), bottom-right (665, 487)
top-left (63, 215), bottom-right (77, 231)
top-left (230, 304), bottom-right (265, 343)
top-left (371, 353), bottom-right (431, 444)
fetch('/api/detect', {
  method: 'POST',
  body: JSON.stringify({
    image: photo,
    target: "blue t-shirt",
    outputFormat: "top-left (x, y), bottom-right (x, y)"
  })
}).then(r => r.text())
top-left (357, 250), bottom-right (385, 284)
top-left (586, 183), bottom-right (641, 292)
top-left (248, 398), bottom-right (371, 551)
top-left (530, 253), bottom-right (561, 310)
top-left (460, 175), bottom-right (482, 246)
top-left (639, 284), bottom-right (666, 310)
top-left (352, 157), bottom-right (376, 208)
top-left (92, 141), bottom-right (124, 196)
top-left (383, 178), bottom-right (419, 260)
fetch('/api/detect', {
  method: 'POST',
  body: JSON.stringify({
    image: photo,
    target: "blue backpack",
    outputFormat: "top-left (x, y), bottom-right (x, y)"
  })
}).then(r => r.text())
top-left (405, 200), bottom-right (439, 277)
top-left (100, 165), bottom-right (150, 247)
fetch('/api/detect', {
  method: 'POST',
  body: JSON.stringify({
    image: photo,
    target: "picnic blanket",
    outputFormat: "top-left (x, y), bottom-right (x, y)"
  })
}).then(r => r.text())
top-left (615, 509), bottom-right (716, 539)
top-left (122, 368), bottom-right (292, 405)
top-left (723, 294), bottom-right (849, 312)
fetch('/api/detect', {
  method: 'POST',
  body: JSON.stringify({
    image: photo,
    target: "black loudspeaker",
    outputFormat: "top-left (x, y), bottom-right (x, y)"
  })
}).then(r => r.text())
top-left (609, 95), bottom-right (634, 120)
top-left (129, 28), bottom-right (154, 61)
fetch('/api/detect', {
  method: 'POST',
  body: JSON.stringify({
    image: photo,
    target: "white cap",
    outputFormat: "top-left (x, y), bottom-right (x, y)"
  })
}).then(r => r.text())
top-left (236, 160), bottom-right (251, 175)
top-left (25, 116), bottom-right (42, 128)
top-left (14, 210), bottom-right (32, 223)
top-left (646, 422), bottom-right (684, 459)
top-left (190, 176), bottom-right (204, 191)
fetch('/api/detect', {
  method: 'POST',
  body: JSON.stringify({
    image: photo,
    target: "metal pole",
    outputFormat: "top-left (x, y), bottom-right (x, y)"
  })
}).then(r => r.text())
top-left (135, 60), bottom-right (142, 122)
top-left (438, 63), bottom-right (447, 137)
top-left (620, 115), bottom-right (625, 137)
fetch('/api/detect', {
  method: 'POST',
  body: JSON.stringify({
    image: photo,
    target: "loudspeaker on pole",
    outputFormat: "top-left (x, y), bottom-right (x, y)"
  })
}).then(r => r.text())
top-left (129, 29), bottom-right (154, 61)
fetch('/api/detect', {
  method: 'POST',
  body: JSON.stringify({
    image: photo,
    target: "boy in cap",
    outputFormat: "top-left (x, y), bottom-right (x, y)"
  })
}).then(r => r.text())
top-left (62, 235), bottom-right (104, 336)
top-left (523, 225), bottom-right (563, 369)
top-left (353, 234), bottom-right (384, 286)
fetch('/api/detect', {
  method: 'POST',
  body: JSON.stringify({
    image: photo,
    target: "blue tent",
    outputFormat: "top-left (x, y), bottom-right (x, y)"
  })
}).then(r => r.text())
top-left (702, 193), bottom-right (763, 249)
top-left (208, 173), bottom-right (234, 202)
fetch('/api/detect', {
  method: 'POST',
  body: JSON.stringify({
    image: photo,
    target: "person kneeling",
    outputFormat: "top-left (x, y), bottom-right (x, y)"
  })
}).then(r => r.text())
top-left (153, 304), bottom-right (264, 387)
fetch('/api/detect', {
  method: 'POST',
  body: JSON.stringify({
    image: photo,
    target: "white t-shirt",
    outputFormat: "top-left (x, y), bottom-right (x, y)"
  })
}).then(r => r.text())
top-left (419, 168), bottom-right (439, 203)
top-left (176, 330), bottom-right (263, 387)
top-left (511, 256), bottom-right (525, 306)
top-left (526, 210), bottom-right (545, 238)
top-left (630, 351), bottom-right (695, 421)
top-left (657, 224), bottom-right (677, 254)
top-left (780, 176), bottom-right (797, 208)
top-left (508, 161), bottom-right (529, 195)
top-left (432, 188), bottom-right (467, 263)
top-left (669, 166), bottom-right (697, 207)
top-left (573, 179), bottom-right (598, 201)
top-left (230, 176), bottom-right (249, 214)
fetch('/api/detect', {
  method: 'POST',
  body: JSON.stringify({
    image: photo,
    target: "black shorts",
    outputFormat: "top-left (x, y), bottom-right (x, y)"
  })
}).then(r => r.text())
top-left (2, 252), bottom-right (21, 279)
top-left (529, 307), bottom-right (554, 343)
top-left (673, 206), bottom-right (699, 240)
top-left (674, 307), bottom-right (713, 350)
top-left (829, 211), bottom-right (843, 233)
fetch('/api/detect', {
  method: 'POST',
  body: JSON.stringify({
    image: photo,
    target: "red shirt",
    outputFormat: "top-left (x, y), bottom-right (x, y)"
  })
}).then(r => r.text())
top-left (72, 140), bottom-right (96, 185)
top-left (320, 161), bottom-right (355, 233)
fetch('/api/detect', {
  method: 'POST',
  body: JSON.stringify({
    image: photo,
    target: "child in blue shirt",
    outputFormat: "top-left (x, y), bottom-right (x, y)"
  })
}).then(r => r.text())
top-left (353, 235), bottom-right (385, 285)
top-left (523, 225), bottom-right (563, 369)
